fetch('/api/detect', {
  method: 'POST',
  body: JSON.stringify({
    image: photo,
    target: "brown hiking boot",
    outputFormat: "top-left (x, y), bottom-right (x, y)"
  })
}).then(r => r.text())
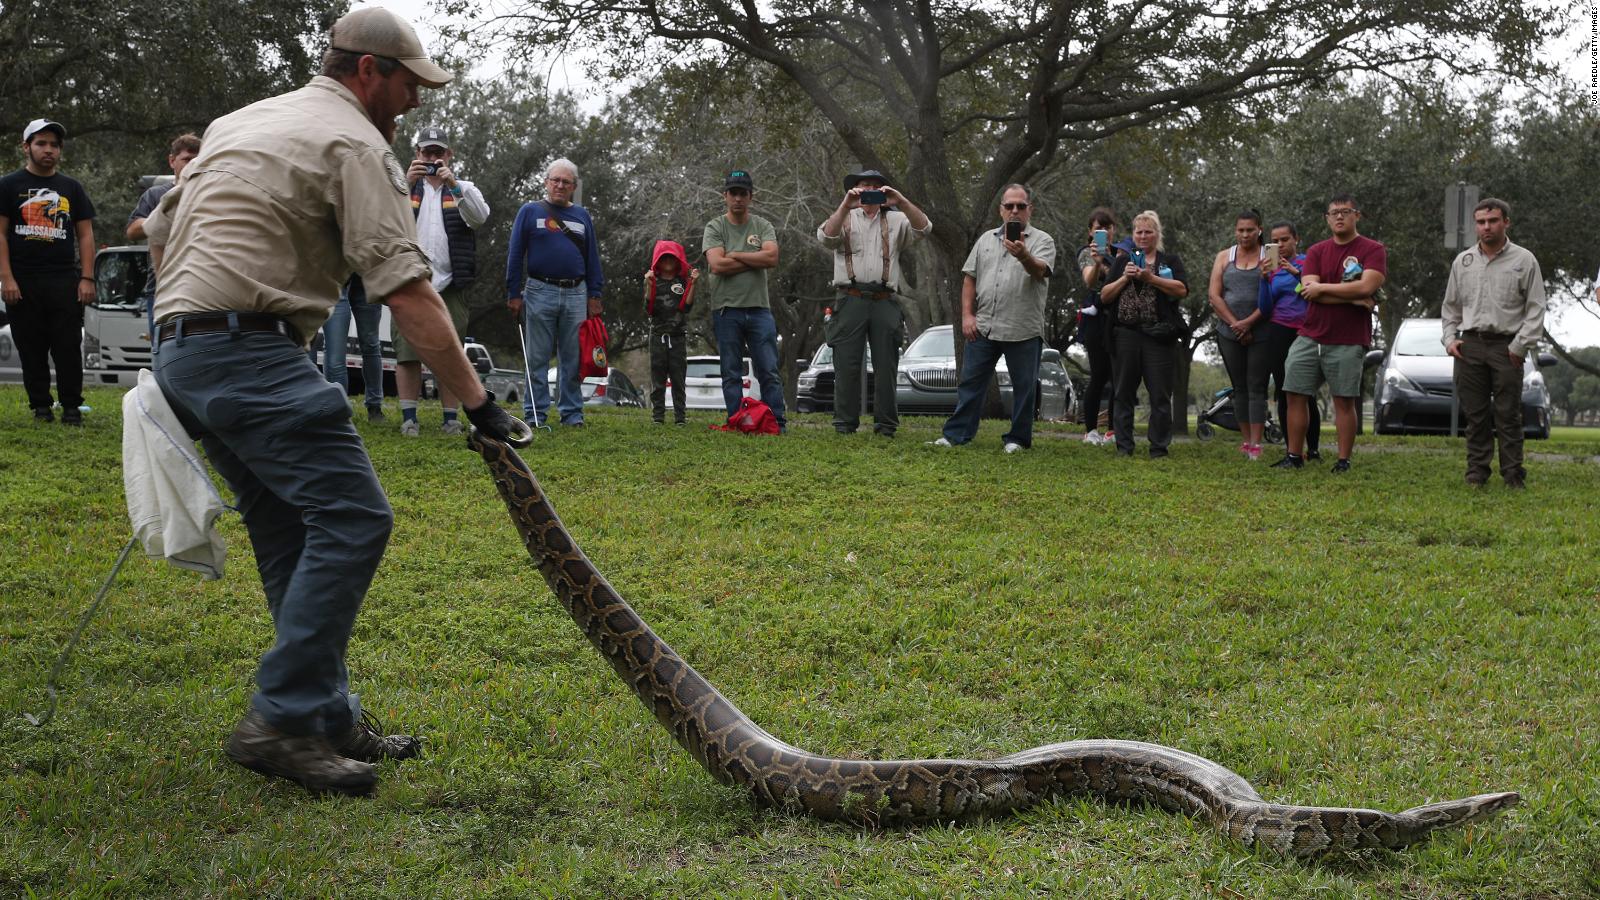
top-left (333, 710), bottom-right (422, 763)
top-left (224, 709), bottom-right (376, 795)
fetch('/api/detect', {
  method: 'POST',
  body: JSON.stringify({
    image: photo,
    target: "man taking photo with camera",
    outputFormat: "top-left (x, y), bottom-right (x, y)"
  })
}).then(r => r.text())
top-left (394, 126), bottom-right (490, 436)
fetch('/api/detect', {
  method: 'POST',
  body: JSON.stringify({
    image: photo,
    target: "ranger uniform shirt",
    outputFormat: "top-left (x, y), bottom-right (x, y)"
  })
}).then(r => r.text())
top-left (816, 207), bottom-right (930, 294)
top-left (962, 225), bottom-right (1057, 342)
top-left (152, 76), bottom-right (432, 346)
top-left (1439, 240), bottom-right (1547, 358)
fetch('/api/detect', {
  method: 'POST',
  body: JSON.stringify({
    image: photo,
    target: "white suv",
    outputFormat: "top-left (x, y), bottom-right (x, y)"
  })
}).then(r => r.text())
top-left (683, 355), bottom-right (755, 410)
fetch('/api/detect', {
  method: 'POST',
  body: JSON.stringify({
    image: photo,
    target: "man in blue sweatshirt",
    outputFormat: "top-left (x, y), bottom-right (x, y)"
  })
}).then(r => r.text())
top-left (506, 158), bottom-right (604, 426)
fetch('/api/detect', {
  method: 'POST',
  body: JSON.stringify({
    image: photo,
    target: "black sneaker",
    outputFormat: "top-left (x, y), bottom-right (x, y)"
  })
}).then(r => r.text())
top-left (1305, 449), bottom-right (1322, 461)
top-left (32, 407), bottom-right (54, 423)
top-left (224, 709), bottom-right (376, 795)
top-left (1330, 458), bottom-right (1351, 474)
top-left (60, 408), bottom-right (83, 426)
top-left (333, 710), bottom-right (421, 763)
top-left (1271, 454), bottom-right (1304, 469)
top-left (366, 405), bottom-right (386, 424)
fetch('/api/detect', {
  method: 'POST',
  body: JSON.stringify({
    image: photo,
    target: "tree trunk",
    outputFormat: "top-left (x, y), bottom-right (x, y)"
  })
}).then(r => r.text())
top-left (1172, 340), bottom-right (1197, 437)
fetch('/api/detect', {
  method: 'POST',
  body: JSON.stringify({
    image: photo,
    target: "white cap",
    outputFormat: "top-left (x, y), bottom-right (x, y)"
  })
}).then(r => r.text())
top-left (23, 119), bottom-right (65, 143)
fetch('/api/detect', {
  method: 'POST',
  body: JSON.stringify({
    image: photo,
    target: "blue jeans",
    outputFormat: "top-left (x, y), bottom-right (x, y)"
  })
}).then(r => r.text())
top-left (521, 280), bottom-right (586, 425)
top-left (322, 289), bottom-right (384, 409)
top-left (713, 306), bottom-right (786, 426)
top-left (941, 334), bottom-right (1041, 448)
top-left (154, 325), bottom-right (393, 737)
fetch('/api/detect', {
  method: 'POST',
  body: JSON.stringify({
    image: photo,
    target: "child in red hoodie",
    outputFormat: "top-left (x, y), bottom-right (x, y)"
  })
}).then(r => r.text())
top-left (644, 240), bottom-right (698, 424)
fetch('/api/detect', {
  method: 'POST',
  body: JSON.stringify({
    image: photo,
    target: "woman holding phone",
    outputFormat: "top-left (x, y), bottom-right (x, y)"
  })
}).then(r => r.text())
top-left (1207, 210), bottom-right (1269, 459)
top-left (1075, 208), bottom-right (1123, 444)
top-left (1257, 221), bottom-right (1320, 460)
top-left (1101, 209), bottom-right (1188, 458)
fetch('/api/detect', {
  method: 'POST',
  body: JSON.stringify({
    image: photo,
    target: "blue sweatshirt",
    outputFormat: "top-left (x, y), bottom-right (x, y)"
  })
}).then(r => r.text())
top-left (1257, 253), bottom-right (1308, 328)
top-left (505, 200), bottom-right (605, 300)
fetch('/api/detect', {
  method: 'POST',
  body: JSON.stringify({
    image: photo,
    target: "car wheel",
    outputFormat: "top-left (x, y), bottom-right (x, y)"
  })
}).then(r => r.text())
top-left (1195, 420), bottom-right (1213, 441)
top-left (1263, 421), bottom-right (1283, 444)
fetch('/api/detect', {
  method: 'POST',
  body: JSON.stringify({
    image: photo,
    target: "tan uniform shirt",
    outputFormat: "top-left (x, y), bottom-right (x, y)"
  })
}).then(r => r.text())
top-left (152, 76), bottom-right (432, 346)
top-left (1440, 240), bottom-right (1547, 358)
top-left (816, 207), bottom-right (930, 294)
top-left (962, 225), bottom-right (1057, 342)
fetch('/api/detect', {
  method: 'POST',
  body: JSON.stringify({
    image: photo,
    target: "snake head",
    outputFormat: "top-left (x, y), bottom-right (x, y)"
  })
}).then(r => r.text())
top-left (1401, 791), bottom-right (1521, 830)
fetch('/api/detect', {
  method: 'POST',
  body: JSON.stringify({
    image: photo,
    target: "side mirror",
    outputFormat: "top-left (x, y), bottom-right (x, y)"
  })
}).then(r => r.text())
top-left (473, 356), bottom-right (491, 375)
top-left (1363, 350), bottom-right (1385, 368)
top-left (1537, 352), bottom-right (1558, 369)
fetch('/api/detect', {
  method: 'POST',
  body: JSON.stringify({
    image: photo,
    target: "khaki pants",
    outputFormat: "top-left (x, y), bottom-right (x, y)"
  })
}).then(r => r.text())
top-left (1454, 332), bottom-right (1524, 485)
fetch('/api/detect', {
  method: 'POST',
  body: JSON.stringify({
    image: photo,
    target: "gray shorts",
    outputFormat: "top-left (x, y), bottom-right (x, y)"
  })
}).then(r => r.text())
top-left (393, 285), bottom-right (469, 364)
top-left (1283, 336), bottom-right (1365, 398)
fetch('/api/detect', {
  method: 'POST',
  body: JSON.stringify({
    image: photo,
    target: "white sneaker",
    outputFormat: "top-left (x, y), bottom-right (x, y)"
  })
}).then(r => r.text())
top-left (1003, 442), bottom-right (1023, 454)
top-left (441, 420), bottom-right (463, 435)
top-left (927, 437), bottom-right (953, 447)
top-left (399, 420), bottom-right (420, 437)
top-left (1081, 430), bottom-right (1103, 445)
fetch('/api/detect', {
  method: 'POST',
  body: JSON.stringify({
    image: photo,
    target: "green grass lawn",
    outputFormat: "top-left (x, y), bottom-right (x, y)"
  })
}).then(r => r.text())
top-left (3, 386), bottom-right (1598, 898)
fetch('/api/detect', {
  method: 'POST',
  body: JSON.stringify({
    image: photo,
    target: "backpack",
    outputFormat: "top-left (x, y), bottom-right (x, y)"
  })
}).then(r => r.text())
top-left (713, 397), bottom-right (780, 435)
top-left (579, 317), bottom-right (609, 379)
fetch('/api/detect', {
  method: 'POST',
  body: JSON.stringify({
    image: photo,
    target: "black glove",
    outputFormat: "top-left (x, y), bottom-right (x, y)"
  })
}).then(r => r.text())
top-left (464, 391), bottom-right (534, 447)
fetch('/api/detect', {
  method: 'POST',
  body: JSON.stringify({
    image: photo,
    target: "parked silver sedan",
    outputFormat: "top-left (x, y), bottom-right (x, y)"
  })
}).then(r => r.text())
top-left (894, 325), bottom-right (1075, 420)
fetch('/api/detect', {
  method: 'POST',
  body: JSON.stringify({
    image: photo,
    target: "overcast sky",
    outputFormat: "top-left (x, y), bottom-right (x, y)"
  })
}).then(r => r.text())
top-left (369, 0), bottom-right (1600, 346)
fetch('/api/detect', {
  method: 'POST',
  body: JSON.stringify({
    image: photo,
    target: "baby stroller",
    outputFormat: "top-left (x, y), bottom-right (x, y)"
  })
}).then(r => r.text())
top-left (1195, 387), bottom-right (1283, 443)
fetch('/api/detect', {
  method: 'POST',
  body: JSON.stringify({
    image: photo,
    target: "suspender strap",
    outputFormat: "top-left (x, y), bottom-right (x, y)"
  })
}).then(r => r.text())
top-left (841, 210), bottom-right (892, 288)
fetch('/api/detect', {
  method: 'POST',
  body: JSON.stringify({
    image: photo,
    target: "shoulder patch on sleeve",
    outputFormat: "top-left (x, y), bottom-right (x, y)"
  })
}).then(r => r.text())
top-left (382, 151), bottom-right (408, 194)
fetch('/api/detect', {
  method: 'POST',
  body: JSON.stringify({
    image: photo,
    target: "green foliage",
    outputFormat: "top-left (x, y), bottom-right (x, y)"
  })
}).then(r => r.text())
top-left (0, 0), bottom-right (342, 245)
top-left (1544, 347), bottom-right (1600, 425)
top-left (3, 386), bottom-right (1600, 896)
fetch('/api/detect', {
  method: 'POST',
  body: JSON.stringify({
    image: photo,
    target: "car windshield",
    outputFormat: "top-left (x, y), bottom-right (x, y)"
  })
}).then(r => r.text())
top-left (904, 328), bottom-right (954, 359)
top-left (686, 360), bottom-right (748, 378)
top-left (812, 345), bottom-right (833, 366)
top-left (1393, 327), bottom-right (1448, 357)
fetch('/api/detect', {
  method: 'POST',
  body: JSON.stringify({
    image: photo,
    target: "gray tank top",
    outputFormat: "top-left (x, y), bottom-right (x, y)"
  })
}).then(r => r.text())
top-left (1215, 246), bottom-right (1261, 340)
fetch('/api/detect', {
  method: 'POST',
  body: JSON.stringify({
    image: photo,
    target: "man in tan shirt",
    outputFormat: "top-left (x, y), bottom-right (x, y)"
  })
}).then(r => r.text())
top-left (1440, 198), bottom-right (1546, 488)
top-left (150, 7), bottom-right (528, 795)
top-left (816, 169), bottom-right (931, 437)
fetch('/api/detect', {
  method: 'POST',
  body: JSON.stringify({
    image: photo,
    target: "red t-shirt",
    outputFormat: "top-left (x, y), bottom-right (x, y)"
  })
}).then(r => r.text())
top-left (1298, 234), bottom-right (1387, 346)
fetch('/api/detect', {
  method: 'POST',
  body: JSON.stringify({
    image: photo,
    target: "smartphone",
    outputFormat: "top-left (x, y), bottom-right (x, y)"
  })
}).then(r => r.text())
top-left (1093, 229), bottom-right (1108, 253)
top-left (859, 189), bottom-right (886, 205)
top-left (1132, 250), bottom-right (1145, 269)
top-left (1263, 245), bottom-right (1280, 269)
top-left (1005, 221), bottom-right (1024, 242)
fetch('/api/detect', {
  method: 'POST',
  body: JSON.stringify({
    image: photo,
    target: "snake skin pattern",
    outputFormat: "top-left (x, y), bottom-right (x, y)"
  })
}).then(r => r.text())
top-left (468, 433), bottom-right (1519, 857)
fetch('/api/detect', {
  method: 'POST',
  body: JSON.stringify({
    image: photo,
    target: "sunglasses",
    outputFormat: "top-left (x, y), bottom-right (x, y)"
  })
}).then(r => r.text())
top-left (1002, 202), bottom-right (1029, 211)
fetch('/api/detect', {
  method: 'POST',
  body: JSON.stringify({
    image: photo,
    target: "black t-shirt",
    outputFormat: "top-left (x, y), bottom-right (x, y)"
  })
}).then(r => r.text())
top-left (129, 183), bottom-right (173, 297)
top-left (0, 168), bottom-right (96, 275)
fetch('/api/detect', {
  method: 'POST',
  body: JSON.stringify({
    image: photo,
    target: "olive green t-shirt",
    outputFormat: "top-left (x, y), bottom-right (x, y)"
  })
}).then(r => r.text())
top-left (702, 213), bottom-right (778, 310)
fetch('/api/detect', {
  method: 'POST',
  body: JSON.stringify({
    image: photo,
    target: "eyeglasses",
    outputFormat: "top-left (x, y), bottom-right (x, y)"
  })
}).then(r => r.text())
top-left (547, 176), bottom-right (576, 187)
top-left (1002, 202), bottom-right (1029, 211)
top-left (1325, 208), bottom-right (1359, 219)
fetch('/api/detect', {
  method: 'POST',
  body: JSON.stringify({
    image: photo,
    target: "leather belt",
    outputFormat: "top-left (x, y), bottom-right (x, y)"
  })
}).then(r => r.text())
top-left (530, 274), bottom-right (584, 288)
top-left (841, 284), bottom-right (893, 300)
top-left (1461, 329), bottom-right (1511, 339)
top-left (156, 312), bottom-right (300, 345)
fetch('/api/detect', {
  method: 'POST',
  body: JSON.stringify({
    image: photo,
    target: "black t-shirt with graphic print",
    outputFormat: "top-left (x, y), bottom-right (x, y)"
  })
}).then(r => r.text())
top-left (0, 169), bottom-right (96, 275)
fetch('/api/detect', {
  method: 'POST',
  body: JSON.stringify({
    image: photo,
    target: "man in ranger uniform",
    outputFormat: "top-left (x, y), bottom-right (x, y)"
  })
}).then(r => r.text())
top-left (146, 7), bottom-right (528, 795)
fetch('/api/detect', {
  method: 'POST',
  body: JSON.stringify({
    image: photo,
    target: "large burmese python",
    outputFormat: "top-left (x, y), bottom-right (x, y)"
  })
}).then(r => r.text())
top-left (467, 432), bottom-right (1519, 857)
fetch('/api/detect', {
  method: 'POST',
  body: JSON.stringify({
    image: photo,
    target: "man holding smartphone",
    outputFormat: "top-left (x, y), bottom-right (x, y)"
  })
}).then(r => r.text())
top-left (816, 168), bottom-right (932, 437)
top-left (931, 184), bottom-right (1055, 453)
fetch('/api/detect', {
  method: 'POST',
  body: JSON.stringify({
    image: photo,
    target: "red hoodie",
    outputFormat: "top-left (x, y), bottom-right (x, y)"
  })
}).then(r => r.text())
top-left (646, 240), bottom-right (693, 315)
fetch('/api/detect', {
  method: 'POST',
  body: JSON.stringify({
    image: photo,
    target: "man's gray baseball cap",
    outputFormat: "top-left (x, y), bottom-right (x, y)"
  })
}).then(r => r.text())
top-left (22, 119), bottom-right (65, 143)
top-left (329, 7), bottom-right (453, 89)
top-left (415, 127), bottom-right (449, 149)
